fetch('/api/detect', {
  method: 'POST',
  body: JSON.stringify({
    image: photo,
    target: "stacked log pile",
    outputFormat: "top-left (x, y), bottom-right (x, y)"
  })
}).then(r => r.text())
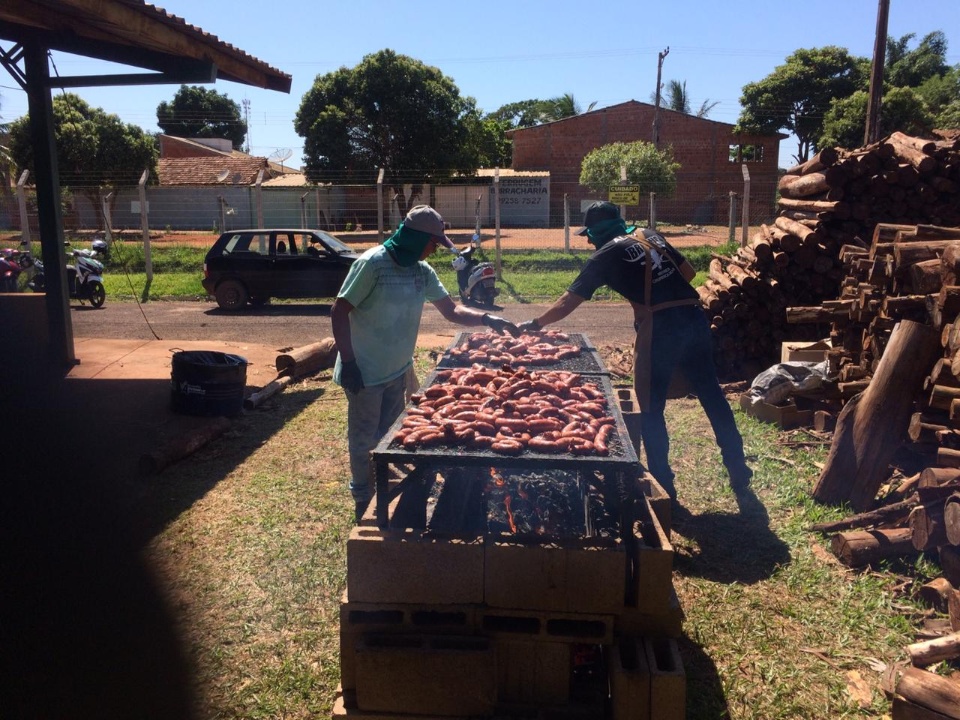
top-left (699, 130), bottom-right (960, 375)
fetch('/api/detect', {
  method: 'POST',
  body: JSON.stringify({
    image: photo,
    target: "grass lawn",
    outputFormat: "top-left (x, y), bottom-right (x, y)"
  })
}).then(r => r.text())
top-left (138, 348), bottom-right (931, 719)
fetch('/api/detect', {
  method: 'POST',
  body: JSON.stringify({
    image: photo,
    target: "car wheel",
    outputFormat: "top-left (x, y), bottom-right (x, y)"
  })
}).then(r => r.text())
top-left (215, 280), bottom-right (248, 310)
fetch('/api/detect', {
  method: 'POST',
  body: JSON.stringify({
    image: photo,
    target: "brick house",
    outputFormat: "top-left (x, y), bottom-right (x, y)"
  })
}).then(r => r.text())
top-left (507, 100), bottom-right (786, 226)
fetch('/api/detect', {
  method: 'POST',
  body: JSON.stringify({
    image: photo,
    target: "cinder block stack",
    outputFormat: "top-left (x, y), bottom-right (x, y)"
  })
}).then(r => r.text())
top-left (334, 376), bottom-right (685, 718)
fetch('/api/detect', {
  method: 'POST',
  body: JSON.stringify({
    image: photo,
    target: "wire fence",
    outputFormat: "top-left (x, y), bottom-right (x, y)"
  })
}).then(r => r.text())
top-left (0, 168), bottom-right (777, 250)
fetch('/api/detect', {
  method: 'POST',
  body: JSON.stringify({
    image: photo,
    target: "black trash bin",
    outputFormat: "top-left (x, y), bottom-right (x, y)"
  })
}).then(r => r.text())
top-left (170, 350), bottom-right (248, 417)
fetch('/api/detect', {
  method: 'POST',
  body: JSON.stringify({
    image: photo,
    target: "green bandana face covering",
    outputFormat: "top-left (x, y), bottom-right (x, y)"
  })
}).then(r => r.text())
top-left (586, 218), bottom-right (633, 248)
top-left (383, 224), bottom-right (433, 266)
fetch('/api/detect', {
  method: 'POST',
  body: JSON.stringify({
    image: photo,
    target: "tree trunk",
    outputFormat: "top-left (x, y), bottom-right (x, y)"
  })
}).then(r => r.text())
top-left (944, 493), bottom-right (960, 546)
top-left (275, 337), bottom-right (338, 379)
top-left (830, 528), bottom-right (916, 567)
top-left (888, 663), bottom-right (960, 719)
top-left (909, 502), bottom-right (948, 551)
top-left (808, 493), bottom-right (918, 534)
top-left (813, 320), bottom-right (942, 510)
top-left (906, 632), bottom-right (960, 667)
top-left (138, 416), bottom-right (232, 475)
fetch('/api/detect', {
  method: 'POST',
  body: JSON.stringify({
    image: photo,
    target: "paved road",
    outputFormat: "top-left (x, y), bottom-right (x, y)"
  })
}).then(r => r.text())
top-left (69, 299), bottom-right (638, 349)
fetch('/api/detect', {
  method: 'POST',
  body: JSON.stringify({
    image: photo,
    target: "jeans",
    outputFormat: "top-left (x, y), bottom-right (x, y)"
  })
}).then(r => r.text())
top-left (346, 373), bottom-right (407, 503)
top-left (636, 305), bottom-right (746, 492)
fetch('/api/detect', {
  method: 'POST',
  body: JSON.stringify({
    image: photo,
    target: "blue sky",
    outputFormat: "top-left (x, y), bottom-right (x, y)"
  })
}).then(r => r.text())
top-left (1, 0), bottom-right (957, 170)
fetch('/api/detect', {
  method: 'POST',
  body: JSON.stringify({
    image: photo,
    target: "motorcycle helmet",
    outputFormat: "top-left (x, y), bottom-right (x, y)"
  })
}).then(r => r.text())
top-left (91, 239), bottom-right (108, 254)
top-left (452, 254), bottom-right (467, 272)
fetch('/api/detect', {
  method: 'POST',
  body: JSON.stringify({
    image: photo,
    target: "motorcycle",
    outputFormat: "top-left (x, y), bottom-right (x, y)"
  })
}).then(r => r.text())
top-left (452, 244), bottom-right (498, 309)
top-left (28, 239), bottom-right (108, 308)
top-left (0, 248), bottom-right (26, 293)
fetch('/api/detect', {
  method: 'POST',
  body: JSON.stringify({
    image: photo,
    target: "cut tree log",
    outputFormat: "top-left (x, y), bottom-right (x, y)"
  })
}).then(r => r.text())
top-left (949, 589), bottom-right (960, 632)
top-left (944, 493), bottom-right (960, 546)
top-left (918, 578), bottom-right (955, 612)
top-left (138, 416), bottom-right (232, 476)
top-left (275, 337), bottom-right (337, 379)
top-left (243, 375), bottom-right (292, 410)
top-left (808, 493), bottom-right (918, 534)
top-left (887, 663), bottom-right (960, 719)
top-left (906, 632), bottom-right (960, 667)
top-left (812, 320), bottom-right (942, 510)
top-left (830, 528), bottom-right (917, 567)
top-left (909, 502), bottom-right (948, 551)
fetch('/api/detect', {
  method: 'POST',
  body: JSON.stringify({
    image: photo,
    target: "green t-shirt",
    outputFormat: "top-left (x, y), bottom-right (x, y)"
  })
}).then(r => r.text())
top-left (334, 245), bottom-right (448, 387)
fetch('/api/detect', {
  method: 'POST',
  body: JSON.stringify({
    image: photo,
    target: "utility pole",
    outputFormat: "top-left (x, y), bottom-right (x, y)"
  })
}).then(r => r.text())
top-left (242, 98), bottom-right (251, 153)
top-left (652, 46), bottom-right (669, 148)
top-left (864, 0), bottom-right (890, 146)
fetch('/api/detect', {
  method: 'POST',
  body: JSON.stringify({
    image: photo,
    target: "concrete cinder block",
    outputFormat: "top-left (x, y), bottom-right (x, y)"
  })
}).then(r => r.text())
top-left (338, 590), bottom-right (480, 692)
top-left (645, 637), bottom-right (685, 720)
top-left (495, 639), bottom-right (571, 706)
top-left (484, 538), bottom-right (626, 614)
top-left (609, 638), bottom-right (651, 720)
top-left (628, 497), bottom-right (674, 614)
top-left (635, 473), bottom-right (672, 537)
top-left (617, 588), bottom-right (684, 640)
top-left (479, 606), bottom-right (615, 645)
top-left (347, 527), bottom-right (483, 605)
top-left (354, 634), bottom-right (495, 716)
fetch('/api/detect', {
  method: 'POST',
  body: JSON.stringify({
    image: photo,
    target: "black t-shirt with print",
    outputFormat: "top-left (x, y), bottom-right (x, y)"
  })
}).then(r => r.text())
top-left (568, 229), bottom-right (698, 306)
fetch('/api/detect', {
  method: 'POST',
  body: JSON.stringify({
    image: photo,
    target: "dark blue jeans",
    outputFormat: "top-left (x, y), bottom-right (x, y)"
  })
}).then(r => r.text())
top-left (635, 305), bottom-right (746, 493)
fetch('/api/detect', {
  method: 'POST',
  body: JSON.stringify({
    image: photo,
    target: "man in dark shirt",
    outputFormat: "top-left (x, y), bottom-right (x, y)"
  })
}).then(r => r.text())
top-left (518, 201), bottom-right (751, 500)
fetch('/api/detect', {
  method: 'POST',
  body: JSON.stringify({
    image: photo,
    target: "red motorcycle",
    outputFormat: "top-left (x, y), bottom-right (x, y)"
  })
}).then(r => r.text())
top-left (0, 248), bottom-right (28, 293)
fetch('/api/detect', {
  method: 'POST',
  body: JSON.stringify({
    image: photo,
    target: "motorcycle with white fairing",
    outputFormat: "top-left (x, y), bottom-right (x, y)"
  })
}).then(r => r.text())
top-left (452, 242), bottom-right (498, 309)
top-left (28, 239), bottom-right (108, 308)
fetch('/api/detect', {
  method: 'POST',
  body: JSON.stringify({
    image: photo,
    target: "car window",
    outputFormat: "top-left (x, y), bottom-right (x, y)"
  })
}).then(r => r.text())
top-left (223, 233), bottom-right (268, 255)
top-left (275, 233), bottom-right (298, 256)
top-left (312, 230), bottom-right (352, 254)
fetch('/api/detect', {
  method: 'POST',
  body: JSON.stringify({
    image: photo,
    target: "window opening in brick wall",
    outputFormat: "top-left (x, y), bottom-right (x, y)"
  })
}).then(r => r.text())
top-left (728, 144), bottom-right (765, 163)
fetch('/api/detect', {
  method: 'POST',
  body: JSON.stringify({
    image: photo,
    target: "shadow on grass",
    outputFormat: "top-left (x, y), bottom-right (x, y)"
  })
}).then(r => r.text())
top-left (670, 488), bottom-right (791, 585)
top-left (678, 635), bottom-right (731, 719)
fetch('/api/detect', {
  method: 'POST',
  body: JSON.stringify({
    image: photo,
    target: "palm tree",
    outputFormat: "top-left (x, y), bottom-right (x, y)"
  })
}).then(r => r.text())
top-left (655, 80), bottom-right (720, 119)
top-left (541, 93), bottom-right (597, 122)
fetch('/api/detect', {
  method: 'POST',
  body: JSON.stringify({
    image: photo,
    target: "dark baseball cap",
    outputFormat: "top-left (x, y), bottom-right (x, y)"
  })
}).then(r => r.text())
top-left (403, 205), bottom-right (455, 249)
top-left (575, 200), bottom-right (621, 236)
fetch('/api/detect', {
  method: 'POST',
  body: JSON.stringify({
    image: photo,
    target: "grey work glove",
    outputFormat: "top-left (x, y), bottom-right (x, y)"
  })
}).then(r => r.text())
top-left (482, 313), bottom-right (520, 337)
top-left (340, 359), bottom-right (364, 394)
top-left (517, 318), bottom-right (543, 333)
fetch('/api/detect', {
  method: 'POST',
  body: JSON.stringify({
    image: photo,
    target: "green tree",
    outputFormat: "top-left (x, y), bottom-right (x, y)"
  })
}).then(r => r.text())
top-left (295, 49), bottom-right (478, 214)
top-left (9, 93), bottom-right (158, 226)
top-left (486, 99), bottom-right (551, 128)
top-left (157, 85), bottom-right (247, 150)
top-left (916, 65), bottom-right (960, 125)
top-left (462, 113), bottom-right (512, 168)
top-left (579, 141), bottom-right (679, 198)
top-left (736, 46), bottom-right (869, 164)
top-left (886, 31), bottom-right (950, 89)
top-left (819, 87), bottom-right (935, 150)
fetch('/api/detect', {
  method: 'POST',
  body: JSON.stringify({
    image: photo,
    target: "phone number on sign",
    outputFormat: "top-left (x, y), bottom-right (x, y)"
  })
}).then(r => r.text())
top-left (501, 198), bottom-right (544, 205)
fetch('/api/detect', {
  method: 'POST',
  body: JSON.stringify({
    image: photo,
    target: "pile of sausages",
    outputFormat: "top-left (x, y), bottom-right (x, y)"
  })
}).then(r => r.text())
top-left (446, 330), bottom-right (583, 366)
top-left (394, 364), bottom-right (617, 456)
